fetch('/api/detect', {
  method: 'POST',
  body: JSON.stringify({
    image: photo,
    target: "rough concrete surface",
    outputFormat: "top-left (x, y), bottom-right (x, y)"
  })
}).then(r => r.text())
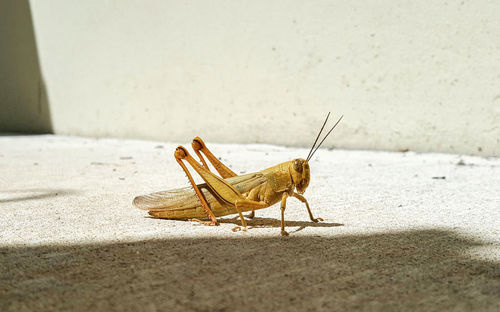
top-left (0, 135), bottom-right (499, 311)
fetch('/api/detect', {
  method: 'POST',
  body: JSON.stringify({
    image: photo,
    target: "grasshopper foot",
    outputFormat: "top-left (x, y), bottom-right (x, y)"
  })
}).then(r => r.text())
top-left (280, 230), bottom-right (289, 236)
top-left (231, 226), bottom-right (247, 232)
top-left (189, 219), bottom-right (219, 226)
top-left (311, 217), bottom-right (324, 223)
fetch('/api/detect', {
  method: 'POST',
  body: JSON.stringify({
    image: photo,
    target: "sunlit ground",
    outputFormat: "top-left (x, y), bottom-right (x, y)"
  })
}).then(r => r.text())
top-left (1, 135), bottom-right (499, 311)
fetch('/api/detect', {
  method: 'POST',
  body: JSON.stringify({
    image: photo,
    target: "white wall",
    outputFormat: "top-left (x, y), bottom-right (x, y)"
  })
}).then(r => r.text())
top-left (6, 1), bottom-right (500, 155)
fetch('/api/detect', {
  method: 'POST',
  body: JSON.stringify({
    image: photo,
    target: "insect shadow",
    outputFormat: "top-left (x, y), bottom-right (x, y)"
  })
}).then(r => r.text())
top-left (217, 216), bottom-right (344, 233)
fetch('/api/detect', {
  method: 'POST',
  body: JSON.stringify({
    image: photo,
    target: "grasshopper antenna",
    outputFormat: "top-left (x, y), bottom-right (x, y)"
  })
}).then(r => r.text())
top-left (307, 115), bottom-right (343, 161)
top-left (306, 112), bottom-right (330, 161)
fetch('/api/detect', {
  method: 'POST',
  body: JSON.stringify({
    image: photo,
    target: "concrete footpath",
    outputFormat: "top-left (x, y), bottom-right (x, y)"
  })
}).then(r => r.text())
top-left (1, 135), bottom-right (499, 311)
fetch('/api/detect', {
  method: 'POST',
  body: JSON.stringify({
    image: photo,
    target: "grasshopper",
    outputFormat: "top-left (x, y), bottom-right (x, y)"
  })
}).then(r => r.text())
top-left (134, 113), bottom-right (343, 236)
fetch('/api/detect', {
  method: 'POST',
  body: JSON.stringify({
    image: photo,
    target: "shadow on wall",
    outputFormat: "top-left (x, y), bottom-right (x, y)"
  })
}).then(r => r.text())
top-left (1, 229), bottom-right (499, 310)
top-left (0, 0), bottom-right (51, 133)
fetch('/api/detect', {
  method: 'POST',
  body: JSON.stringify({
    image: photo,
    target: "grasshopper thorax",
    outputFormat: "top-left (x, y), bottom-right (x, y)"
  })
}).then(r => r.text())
top-left (289, 158), bottom-right (310, 195)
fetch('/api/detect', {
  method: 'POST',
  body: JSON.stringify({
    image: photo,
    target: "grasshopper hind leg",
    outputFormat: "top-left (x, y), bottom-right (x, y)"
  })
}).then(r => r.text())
top-left (246, 210), bottom-right (255, 219)
top-left (175, 147), bottom-right (219, 226)
top-left (175, 144), bottom-right (268, 232)
top-left (192, 137), bottom-right (237, 178)
top-left (188, 218), bottom-right (219, 226)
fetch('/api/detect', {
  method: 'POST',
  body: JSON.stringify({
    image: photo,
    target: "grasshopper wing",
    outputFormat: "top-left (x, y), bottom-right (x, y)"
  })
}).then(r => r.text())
top-left (133, 172), bottom-right (267, 216)
top-left (133, 186), bottom-right (200, 212)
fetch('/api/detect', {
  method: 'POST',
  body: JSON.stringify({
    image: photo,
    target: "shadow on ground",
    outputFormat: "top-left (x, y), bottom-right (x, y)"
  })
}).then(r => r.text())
top-left (217, 216), bottom-right (344, 233)
top-left (1, 229), bottom-right (499, 311)
top-left (0, 189), bottom-right (78, 204)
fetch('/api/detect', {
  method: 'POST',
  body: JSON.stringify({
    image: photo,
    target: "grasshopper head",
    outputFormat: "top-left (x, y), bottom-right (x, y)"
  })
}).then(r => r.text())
top-left (294, 113), bottom-right (343, 194)
top-left (290, 158), bottom-right (310, 194)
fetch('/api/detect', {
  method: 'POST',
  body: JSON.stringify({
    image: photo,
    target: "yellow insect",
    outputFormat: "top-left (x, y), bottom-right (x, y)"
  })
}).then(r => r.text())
top-left (134, 113), bottom-right (343, 236)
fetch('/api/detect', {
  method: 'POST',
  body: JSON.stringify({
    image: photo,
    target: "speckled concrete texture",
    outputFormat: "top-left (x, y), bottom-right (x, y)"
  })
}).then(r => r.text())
top-left (1, 135), bottom-right (499, 311)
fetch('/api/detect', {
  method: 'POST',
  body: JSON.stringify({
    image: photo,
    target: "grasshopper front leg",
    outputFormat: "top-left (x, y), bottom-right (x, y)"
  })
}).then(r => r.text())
top-left (280, 193), bottom-right (289, 236)
top-left (292, 193), bottom-right (323, 223)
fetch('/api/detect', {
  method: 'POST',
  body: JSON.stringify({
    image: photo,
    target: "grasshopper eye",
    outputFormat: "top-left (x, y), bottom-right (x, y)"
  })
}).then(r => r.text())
top-left (293, 160), bottom-right (303, 173)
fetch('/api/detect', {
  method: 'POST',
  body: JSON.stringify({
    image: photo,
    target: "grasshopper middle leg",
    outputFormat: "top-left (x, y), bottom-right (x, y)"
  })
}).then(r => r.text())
top-left (232, 199), bottom-right (269, 231)
top-left (280, 193), bottom-right (289, 236)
